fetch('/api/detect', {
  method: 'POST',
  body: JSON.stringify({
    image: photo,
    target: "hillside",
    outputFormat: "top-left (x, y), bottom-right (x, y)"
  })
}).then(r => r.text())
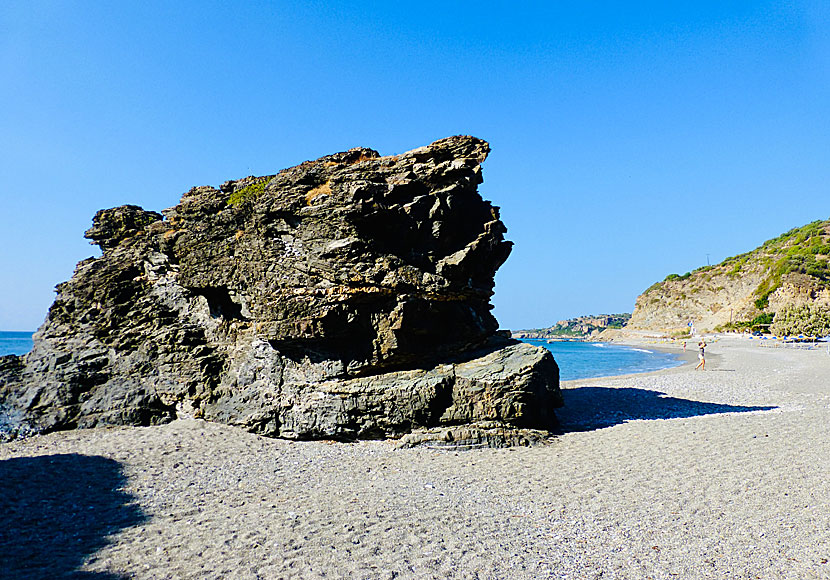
top-left (514, 314), bottom-right (631, 339)
top-left (627, 219), bottom-right (830, 335)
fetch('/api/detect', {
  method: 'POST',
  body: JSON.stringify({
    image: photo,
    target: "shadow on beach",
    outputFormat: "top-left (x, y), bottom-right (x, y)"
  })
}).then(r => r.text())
top-left (0, 453), bottom-right (146, 579)
top-left (556, 387), bottom-right (777, 432)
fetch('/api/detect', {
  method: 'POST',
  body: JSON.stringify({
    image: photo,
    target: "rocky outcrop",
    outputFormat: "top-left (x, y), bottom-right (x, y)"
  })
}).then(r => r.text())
top-left (628, 268), bottom-right (767, 333)
top-left (0, 136), bottom-right (562, 443)
top-left (628, 219), bottom-right (830, 334)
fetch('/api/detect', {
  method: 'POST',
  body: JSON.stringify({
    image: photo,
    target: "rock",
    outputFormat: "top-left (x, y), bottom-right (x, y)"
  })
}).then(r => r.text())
top-left (398, 422), bottom-right (553, 450)
top-left (0, 136), bottom-right (561, 444)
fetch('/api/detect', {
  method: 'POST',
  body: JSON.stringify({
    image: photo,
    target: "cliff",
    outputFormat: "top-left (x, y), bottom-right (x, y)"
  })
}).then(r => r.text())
top-left (0, 136), bottom-right (562, 444)
top-left (628, 219), bottom-right (830, 334)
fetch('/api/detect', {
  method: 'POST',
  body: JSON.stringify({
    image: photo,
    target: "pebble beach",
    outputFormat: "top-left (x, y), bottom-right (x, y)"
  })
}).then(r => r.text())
top-left (2, 336), bottom-right (829, 579)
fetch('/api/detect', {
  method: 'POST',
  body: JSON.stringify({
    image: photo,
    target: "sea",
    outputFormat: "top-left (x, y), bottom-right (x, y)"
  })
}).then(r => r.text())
top-left (0, 331), bottom-right (34, 357)
top-left (520, 338), bottom-right (683, 381)
top-left (0, 332), bottom-right (682, 381)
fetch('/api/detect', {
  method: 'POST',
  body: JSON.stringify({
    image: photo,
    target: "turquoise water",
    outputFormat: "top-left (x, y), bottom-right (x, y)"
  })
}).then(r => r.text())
top-left (521, 339), bottom-right (683, 381)
top-left (0, 331), bottom-right (34, 356)
top-left (0, 332), bottom-right (681, 380)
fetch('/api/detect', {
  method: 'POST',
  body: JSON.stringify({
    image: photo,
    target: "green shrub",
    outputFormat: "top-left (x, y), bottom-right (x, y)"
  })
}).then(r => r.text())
top-left (227, 177), bottom-right (274, 207)
top-left (753, 274), bottom-right (781, 310)
top-left (770, 304), bottom-right (830, 336)
top-left (750, 312), bottom-right (774, 327)
top-left (718, 312), bottom-right (774, 333)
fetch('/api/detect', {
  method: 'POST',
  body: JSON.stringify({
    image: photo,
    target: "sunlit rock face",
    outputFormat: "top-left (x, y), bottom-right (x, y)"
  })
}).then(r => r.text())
top-left (0, 136), bottom-right (561, 444)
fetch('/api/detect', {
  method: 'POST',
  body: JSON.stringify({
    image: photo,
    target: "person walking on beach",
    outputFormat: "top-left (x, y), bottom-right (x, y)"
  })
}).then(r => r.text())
top-left (695, 339), bottom-right (706, 370)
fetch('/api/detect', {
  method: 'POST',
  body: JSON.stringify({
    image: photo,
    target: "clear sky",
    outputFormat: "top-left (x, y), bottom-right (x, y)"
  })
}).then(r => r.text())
top-left (1, 1), bottom-right (828, 331)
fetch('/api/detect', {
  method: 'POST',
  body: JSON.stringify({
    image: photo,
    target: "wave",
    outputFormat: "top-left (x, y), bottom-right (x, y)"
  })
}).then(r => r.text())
top-left (521, 339), bottom-right (683, 380)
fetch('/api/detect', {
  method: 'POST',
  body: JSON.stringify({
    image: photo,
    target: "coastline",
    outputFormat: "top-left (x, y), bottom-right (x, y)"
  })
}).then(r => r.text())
top-left (523, 338), bottom-right (688, 381)
top-left (2, 336), bottom-right (830, 578)
top-left (560, 337), bottom-right (715, 382)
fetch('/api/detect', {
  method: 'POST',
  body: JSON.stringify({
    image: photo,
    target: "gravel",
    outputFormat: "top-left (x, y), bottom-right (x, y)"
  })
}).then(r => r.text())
top-left (2, 336), bottom-right (829, 579)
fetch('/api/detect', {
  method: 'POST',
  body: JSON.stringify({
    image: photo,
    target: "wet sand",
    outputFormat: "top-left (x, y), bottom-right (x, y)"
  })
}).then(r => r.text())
top-left (2, 336), bottom-right (829, 579)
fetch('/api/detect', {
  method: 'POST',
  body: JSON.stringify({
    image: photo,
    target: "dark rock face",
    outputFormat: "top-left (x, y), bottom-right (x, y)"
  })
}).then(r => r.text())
top-left (0, 136), bottom-right (561, 442)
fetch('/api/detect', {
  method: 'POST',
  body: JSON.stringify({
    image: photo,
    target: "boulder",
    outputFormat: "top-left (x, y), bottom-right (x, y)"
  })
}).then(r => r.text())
top-left (0, 136), bottom-right (561, 443)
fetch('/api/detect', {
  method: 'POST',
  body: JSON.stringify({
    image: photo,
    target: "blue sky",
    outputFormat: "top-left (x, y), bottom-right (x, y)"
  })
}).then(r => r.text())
top-left (1, 1), bottom-right (828, 331)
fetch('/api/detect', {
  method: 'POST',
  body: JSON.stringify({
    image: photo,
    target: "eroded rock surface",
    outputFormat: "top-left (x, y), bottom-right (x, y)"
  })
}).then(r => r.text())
top-left (0, 136), bottom-right (561, 443)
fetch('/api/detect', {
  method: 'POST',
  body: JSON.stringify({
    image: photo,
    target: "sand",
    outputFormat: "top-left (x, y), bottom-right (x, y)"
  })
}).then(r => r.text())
top-left (2, 336), bottom-right (830, 579)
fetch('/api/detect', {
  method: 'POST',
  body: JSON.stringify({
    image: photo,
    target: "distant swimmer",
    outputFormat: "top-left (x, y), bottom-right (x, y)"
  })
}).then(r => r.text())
top-left (695, 339), bottom-right (706, 370)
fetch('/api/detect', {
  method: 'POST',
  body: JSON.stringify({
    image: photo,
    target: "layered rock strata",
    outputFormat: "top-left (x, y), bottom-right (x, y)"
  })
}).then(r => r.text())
top-left (0, 136), bottom-right (561, 443)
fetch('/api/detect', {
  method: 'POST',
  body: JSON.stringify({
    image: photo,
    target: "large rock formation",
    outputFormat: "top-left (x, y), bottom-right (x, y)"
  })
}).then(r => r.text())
top-left (0, 136), bottom-right (562, 444)
top-left (628, 219), bottom-right (830, 334)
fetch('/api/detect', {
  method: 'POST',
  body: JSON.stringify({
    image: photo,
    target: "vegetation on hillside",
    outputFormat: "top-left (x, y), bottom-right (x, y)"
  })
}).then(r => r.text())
top-left (516, 314), bottom-right (631, 338)
top-left (644, 218), bottom-right (830, 336)
top-left (227, 176), bottom-right (275, 207)
top-left (652, 220), bottom-right (830, 294)
top-left (715, 313), bottom-right (774, 334)
top-left (770, 304), bottom-right (830, 337)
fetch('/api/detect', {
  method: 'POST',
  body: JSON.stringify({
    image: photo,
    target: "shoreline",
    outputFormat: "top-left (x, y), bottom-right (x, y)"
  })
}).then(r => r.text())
top-left (523, 338), bottom-right (691, 382)
top-left (2, 336), bottom-right (830, 578)
top-left (558, 338), bottom-right (717, 384)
